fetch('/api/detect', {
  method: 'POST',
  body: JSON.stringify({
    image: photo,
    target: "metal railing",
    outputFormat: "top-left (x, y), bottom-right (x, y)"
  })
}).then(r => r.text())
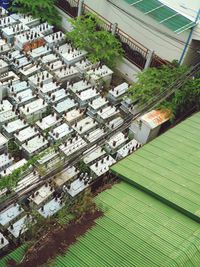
top-left (150, 54), bottom-right (170, 68)
top-left (56, 0), bottom-right (168, 69)
top-left (116, 28), bottom-right (148, 69)
top-left (56, 0), bottom-right (78, 17)
top-left (82, 3), bottom-right (148, 69)
top-left (82, 3), bottom-right (112, 32)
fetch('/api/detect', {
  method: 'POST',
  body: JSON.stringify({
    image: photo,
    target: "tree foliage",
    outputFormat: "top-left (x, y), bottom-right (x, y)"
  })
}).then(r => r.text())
top-left (0, 141), bottom-right (61, 190)
top-left (0, 155), bottom-right (37, 190)
top-left (56, 206), bottom-right (74, 225)
top-left (70, 190), bottom-right (95, 220)
top-left (11, 0), bottom-right (61, 27)
top-left (67, 14), bottom-right (123, 68)
top-left (127, 62), bottom-right (200, 118)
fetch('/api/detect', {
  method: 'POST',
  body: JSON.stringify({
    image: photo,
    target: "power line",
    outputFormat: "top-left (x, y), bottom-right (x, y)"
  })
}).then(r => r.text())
top-left (107, 0), bottom-right (200, 56)
top-left (126, 62), bottom-right (200, 118)
top-left (1, 59), bottom-right (200, 211)
top-left (112, 0), bottom-right (200, 43)
top-left (111, 6), bottom-right (184, 53)
top-left (108, 0), bottom-right (200, 39)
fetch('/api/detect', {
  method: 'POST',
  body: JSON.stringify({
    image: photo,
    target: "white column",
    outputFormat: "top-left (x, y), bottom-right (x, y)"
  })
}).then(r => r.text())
top-left (78, 0), bottom-right (84, 17)
top-left (144, 50), bottom-right (154, 69)
top-left (111, 23), bottom-right (118, 35)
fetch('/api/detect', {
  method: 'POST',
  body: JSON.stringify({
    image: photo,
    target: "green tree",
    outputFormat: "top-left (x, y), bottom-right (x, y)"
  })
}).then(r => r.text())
top-left (11, 0), bottom-right (61, 27)
top-left (67, 14), bottom-right (123, 68)
top-left (0, 160), bottom-right (31, 190)
top-left (127, 62), bottom-right (200, 118)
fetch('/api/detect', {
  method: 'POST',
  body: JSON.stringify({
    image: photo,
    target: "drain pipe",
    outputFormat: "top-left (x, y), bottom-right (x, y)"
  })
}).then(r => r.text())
top-left (179, 9), bottom-right (200, 65)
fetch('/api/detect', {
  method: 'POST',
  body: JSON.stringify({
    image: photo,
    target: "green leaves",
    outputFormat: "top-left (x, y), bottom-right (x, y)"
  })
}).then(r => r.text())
top-left (0, 139), bottom-right (64, 191)
top-left (11, 0), bottom-right (61, 27)
top-left (67, 14), bottom-right (123, 68)
top-left (127, 63), bottom-right (200, 118)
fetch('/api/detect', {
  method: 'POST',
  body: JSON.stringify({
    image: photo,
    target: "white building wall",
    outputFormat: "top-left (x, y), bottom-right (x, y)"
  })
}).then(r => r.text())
top-left (116, 58), bottom-right (140, 82)
top-left (56, 7), bottom-right (73, 32)
top-left (83, 0), bottom-right (198, 62)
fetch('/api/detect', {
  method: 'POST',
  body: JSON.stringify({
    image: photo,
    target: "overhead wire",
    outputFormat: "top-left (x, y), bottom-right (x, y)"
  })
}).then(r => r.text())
top-left (109, 10), bottom-right (200, 67)
top-left (111, 0), bottom-right (200, 44)
top-left (107, 0), bottom-right (200, 56)
top-left (109, 0), bottom-right (200, 39)
top-left (110, 5), bottom-right (189, 54)
top-left (1, 7), bottom-right (200, 210)
top-left (1, 59), bottom-right (200, 211)
top-left (128, 61), bottom-right (200, 113)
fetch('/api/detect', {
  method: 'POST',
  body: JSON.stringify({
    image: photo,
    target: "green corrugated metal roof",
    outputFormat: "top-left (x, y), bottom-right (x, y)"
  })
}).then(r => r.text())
top-left (111, 112), bottom-right (200, 222)
top-left (0, 244), bottom-right (28, 267)
top-left (52, 182), bottom-right (200, 267)
top-left (124, 0), bottom-right (197, 34)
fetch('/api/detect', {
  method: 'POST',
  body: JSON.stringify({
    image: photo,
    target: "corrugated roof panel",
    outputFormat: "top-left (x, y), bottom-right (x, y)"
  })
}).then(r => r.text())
top-left (125, 0), bottom-right (139, 4)
top-left (134, 0), bottom-right (161, 13)
top-left (111, 112), bottom-right (200, 222)
top-left (124, 0), bottom-right (197, 33)
top-left (53, 182), bottom-right (200, 267)
top-left (162, 15), bottom-right (196, 33)
top-left (0, 244), bottom-right (28, 267)
top-left (148, 5), bottom-right (176, 22)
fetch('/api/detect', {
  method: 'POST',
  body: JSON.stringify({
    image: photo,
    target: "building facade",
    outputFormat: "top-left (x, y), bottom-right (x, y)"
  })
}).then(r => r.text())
top-left (57, 0), bottom-right (200, 67)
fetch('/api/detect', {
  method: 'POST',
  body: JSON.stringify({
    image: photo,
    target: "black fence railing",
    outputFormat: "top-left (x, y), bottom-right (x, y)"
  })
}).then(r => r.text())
top-left (150, 54), bottom-right (170, 68)
top-left (56, 0), bottom-right (78, 17)
top-left (116, 28), bottom-right (147, 69)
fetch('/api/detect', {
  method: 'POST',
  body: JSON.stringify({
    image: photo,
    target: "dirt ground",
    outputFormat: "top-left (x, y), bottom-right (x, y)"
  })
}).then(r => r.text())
top-left (110, 70), bottom-right (128, 87)
top-left (15, 210), bottom-right (103, 267)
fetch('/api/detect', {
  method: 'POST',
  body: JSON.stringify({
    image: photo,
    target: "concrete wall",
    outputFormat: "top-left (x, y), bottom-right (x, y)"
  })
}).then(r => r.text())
top-left (83, 0), bottom-right (192, 63)
top-left (184, 39), bottom-right (200, 66)
top-left (116, 58), bottom-right (140, 83)
top-left (56, 7), bottom-right (73, 32)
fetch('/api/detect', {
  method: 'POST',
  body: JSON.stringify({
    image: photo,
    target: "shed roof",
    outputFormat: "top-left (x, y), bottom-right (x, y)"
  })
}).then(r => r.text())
top-left (53, 182), bottom-right (200, 267)
top-left (140, 109), bottom-right (170, 128)
top-left (0, 244), bottom-right (29, 267)
top-left (111, 112), bottom-right (200, 222)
